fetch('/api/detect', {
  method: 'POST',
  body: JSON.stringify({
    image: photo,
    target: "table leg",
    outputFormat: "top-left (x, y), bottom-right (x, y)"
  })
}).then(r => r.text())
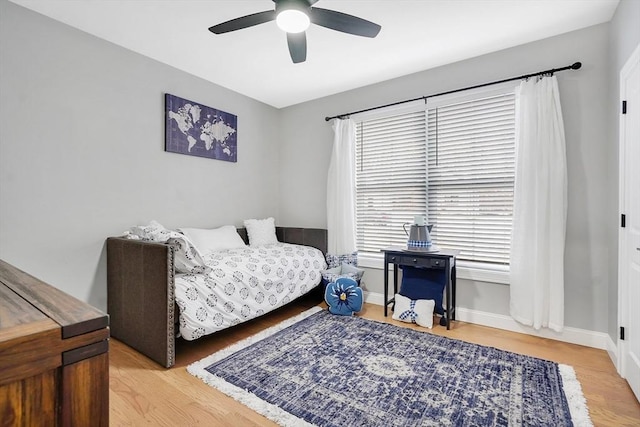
top-left (451, 265), bottom-right (457, 321)
top-left (445, 261), bottom-right (451, 330)
top-left (392, 264), bottom-right (399, 314)
top-left (393, 264), bottom-right (399, 296)
top-left (384, 258), bottom-right (389, 317)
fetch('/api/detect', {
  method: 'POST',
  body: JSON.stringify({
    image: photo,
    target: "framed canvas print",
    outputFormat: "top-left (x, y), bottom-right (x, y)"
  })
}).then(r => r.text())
top-left (165, 93), bottom-right (237, 162)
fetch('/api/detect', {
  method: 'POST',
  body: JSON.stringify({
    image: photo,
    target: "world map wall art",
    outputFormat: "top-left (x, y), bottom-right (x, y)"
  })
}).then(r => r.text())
top-left (165, 93), bottom-right (237, 162)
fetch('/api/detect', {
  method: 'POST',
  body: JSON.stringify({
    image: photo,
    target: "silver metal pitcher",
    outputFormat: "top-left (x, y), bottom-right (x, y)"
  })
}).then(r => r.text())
top-left (403, 223), bottom-right (433, 249)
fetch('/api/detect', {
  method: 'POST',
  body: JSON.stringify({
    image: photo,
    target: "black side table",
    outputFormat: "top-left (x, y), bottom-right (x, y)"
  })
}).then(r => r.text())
top-left (382, 247), bottom-right (459, 329)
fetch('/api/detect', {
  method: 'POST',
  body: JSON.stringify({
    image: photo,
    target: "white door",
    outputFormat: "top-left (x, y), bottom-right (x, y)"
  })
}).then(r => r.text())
top-left (619, 43), bottom-right (640, 403)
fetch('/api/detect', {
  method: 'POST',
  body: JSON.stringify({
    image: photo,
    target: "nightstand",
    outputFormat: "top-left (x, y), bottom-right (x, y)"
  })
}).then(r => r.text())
top-left (382, 247), bottom-right (458, 329)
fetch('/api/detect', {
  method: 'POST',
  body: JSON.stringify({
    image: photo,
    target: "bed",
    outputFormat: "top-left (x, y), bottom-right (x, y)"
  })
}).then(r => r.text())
top-left (106, 225), bottom-right (327, 368)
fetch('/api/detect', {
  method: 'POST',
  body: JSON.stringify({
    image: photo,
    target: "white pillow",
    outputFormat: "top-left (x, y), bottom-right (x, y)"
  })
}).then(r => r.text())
top-left (392, 293), bottom-right (435, 328)
top-left (178, 225), bottom-right (246, 255)
top-left (243, 217), bottom-right (278, 246)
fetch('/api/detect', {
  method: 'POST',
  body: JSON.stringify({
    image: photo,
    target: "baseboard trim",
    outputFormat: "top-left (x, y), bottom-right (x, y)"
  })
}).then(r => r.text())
top-left (363, 291), bottom-right (385, 307)
top-left (606, 335), bottom-right (619, 372)
top-left (363, 291), bottom-right (608, 350)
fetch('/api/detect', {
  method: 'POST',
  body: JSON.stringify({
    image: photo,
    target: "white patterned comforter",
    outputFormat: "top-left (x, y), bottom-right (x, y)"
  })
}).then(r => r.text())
top-left (175, 243), bottom-right (326, 340)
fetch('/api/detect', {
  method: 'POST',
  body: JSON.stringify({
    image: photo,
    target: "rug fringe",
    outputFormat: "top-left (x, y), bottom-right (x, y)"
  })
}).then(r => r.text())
top-left (188, 306), bottom-right (322, 427)
top-left (558, 364), bottom-right (593, 427)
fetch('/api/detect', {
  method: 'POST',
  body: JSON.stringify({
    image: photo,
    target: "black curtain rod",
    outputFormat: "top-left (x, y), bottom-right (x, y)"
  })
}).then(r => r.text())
top-left (324, 61), bottom-right (582, 122)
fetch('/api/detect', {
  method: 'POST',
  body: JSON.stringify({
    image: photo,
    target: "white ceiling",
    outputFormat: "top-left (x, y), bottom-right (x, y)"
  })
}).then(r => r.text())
top-left (9, 0), bottom-right (619, 108)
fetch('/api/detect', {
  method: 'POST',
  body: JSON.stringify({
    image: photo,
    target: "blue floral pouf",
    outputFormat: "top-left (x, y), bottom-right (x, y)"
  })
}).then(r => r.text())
top-left (324, 277), bottom-right (363, 316)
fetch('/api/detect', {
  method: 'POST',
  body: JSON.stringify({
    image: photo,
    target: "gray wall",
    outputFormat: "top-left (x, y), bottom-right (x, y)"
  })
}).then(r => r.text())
top-left (0, 1), bottom-right (281, 310)
top-left (2, 0), bottom-right (634, 336)
top-left (607, 0), bottom-right (640, 343)
top-left (279, 23), bottom-right (614, 332)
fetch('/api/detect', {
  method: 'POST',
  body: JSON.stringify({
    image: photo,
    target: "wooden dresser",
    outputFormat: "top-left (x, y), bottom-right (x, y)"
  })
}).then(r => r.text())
top-left (0, 260), bottom-right (109, 426)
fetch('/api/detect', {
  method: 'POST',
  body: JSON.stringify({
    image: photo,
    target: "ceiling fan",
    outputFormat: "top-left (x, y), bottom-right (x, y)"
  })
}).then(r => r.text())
top-left (208, 0), bottom-right (381, 64)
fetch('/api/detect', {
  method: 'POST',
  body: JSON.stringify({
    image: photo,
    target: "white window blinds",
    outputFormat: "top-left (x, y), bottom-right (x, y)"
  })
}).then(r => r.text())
top-left (354, 91), bottom-right (515, 265)
top-left (355, 111), bottom-right (427, 253)
top-left (427, 93), bottom-right (515, 264)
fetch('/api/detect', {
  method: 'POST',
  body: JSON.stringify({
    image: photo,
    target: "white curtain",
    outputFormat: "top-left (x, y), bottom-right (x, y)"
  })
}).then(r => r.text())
top-left (326, 118), bottom-right (357, 255)
top-left (510, 75), bottom-right (567, 333)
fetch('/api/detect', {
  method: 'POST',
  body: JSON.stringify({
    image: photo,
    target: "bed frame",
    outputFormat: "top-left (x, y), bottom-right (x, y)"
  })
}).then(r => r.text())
top-left (106, 227), bottom-right (327, 368)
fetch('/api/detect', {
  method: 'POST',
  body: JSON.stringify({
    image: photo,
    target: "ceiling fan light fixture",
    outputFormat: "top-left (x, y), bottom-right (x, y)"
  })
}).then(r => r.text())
top-left (208, 0), bottom-right (382, 63)
top-left (276, 9), bottom-right (310, 33)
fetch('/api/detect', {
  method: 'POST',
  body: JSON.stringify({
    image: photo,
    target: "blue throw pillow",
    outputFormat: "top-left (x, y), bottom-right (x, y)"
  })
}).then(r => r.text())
top-left (324, 277), bottom-right (363, 316)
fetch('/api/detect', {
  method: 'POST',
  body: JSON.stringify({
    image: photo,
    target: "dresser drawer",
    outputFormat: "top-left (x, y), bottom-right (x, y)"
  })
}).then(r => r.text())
top-left (386, 254), bottom-right (447, 269)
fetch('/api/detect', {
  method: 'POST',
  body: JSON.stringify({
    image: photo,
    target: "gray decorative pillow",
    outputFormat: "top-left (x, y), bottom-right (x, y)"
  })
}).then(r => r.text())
top-left (340, 262), bottom-right (364, 281)
top-left (323, 266), bottom-right (342, 275)
top-left (321, 262), bottom-right (364, 285)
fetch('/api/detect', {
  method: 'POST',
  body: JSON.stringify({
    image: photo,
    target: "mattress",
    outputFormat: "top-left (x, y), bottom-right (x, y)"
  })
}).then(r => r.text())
top-left (175, 242), bottom-right (326, 340)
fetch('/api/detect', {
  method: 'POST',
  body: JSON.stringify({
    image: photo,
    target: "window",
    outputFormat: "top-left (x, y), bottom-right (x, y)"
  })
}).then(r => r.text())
top-left (355, 110), bottom-right (427, 253)
top-left (355, 91), bottom-right (515, 267)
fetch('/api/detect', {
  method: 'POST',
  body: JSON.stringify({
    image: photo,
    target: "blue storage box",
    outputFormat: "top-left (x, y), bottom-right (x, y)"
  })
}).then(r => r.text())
top-left (399, 266), bottom-right (446, 315)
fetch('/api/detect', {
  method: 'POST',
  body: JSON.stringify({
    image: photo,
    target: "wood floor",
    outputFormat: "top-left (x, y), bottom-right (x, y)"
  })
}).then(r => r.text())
top-left (109, 298), bottom-right (640, 426)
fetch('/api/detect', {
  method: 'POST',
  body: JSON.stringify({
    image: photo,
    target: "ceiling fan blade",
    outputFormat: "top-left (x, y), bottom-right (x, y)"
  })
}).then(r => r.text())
top-left (309, 8), bottom-right (381, 38)
top-left (209, 10), bottom-right (276, 34)
top-left (287, 32), bottom-right (307, 63)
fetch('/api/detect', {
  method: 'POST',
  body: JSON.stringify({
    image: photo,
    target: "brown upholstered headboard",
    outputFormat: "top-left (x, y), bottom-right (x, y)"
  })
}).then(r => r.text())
top-left (106, 226), bottom-right (327, 368)
top-left (236, 227), bottom-right (327, 254)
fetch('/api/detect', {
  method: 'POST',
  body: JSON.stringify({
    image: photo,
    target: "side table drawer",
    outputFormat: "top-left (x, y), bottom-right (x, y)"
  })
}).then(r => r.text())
top-left (386, 254), bottom-right (447, 269)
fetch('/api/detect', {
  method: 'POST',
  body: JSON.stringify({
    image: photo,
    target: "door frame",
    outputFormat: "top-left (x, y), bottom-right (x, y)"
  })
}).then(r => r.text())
top-left (617, 41), bottom-right (640, 377)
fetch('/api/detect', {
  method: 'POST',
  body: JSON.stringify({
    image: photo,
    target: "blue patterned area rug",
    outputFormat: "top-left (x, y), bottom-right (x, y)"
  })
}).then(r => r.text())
top-left (188, 307), bottom-right (592, 427)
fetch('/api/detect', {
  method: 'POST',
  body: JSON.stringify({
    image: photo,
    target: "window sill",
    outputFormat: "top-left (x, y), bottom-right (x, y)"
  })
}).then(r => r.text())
top-left (358, 253), bottom-right (510, 285)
